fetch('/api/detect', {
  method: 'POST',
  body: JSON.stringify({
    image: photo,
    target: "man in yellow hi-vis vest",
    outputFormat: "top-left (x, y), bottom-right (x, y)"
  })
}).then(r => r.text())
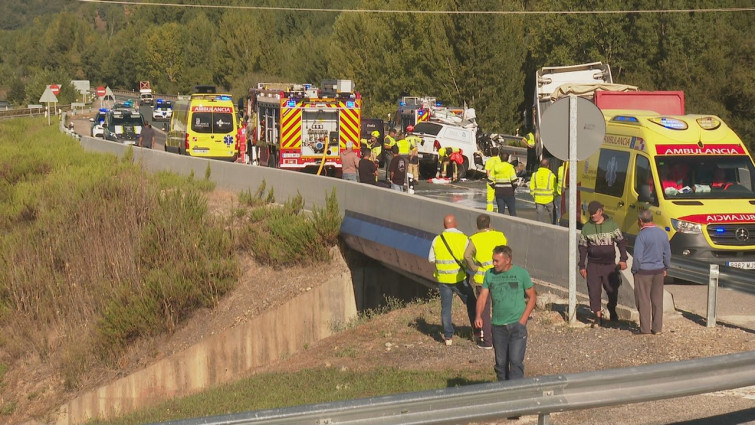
top-left (383, 128), bottom-right (397, 179)
top-left (554, 161), bottom-right (568, 225)
top-left (529, 158), bottom-right (557, 224)
top-left (484, 147), bottom-right (500, 212)
top-left (464, 213), bottom-right (507, 349)
top-left (492, 154), bottom-right (519, 216)
top-left (428, 214), bottom-right (476, 346)
top-left (523, 131), bottom-right (537, 175)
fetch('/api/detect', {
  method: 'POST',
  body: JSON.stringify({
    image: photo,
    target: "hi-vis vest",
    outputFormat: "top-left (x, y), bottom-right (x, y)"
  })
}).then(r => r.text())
top-left (406, 135), bottom-right (421, 152)
top-left (368, 140), bottom-right (382, 159)
top-left (397, 138), bottom-right (411, 155)
top-left (469, 230), bottom-right (508, 285)
top-left (524, 132), bottom-right (535, 148)
top-left (493, 160), bottom-right (517, 186)
top-left (530, 167), bottom-right (556, 204)
top-left (432, 231), bottom-right (468, 284)
top-left (384, 135), bottom-right (397, 150)
top-left (556, 163), bottom-right (567, 196)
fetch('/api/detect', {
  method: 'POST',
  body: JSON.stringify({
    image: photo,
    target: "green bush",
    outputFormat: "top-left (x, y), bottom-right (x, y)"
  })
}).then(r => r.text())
top-left (0, 118), bottom-right (238, 376)
top-left (234, 185), bottom-right (342, 267)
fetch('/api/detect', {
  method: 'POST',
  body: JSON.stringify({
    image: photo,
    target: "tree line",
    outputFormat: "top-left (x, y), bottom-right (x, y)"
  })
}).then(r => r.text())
top-left (0, 0), bottom-right (752, 150)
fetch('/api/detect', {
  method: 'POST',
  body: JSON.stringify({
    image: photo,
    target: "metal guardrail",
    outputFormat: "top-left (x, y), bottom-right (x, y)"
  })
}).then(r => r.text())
top-left (668, 255), bottom-right (754, 295)
top-left (0, 107), bottom-right (47, 119)
top-left (112, 89), bottom-right (179, 101)
top-left (152, 350), bottom-right (755, 425)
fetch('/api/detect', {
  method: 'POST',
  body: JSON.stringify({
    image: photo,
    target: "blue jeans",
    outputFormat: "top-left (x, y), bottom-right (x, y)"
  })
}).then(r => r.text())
top-left (553, 195), bottom-right (562, 224)
top-left (391, 183), bottom-right (404, 192)
top-left (495, 195), bottom-right (517, 216)
top-left (342, 173), bottom-right (357, 182)
top-left (438, 280), bottom-right (477, 340)
top-left (492, 322), bottom-right (528, 381)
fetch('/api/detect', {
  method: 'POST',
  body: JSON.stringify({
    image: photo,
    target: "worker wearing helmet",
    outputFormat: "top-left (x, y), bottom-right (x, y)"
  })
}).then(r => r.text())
top-left (484, 146), bottom-right (500, 212)
top-left (405, 125), bottom-right (422, 182)
top-left (366, 131), bottom-right (382, 168)
top-left (383, 128), bottom-right (398, 181)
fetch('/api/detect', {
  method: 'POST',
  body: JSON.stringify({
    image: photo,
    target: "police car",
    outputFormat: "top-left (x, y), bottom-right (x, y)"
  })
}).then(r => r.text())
top-left (152, 99), bottom-right (173, 121)
top-left (89, 108), bottom-right (108, 138)
top-left (103, 109), bottom-right (144, 145)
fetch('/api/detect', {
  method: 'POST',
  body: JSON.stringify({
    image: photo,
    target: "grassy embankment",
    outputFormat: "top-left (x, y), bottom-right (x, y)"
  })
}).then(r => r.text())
top-left (0, 118), bottom-right (486, 424)
top-left (0, 118), bottom-right (340, 418)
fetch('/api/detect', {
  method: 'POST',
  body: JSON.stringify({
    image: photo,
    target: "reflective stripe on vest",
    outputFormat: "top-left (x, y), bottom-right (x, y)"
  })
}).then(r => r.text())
top-left (469, 230), bottom-right (508, 284)
top-left (493, 161), bottom-right (516, 185)
top-left (531, 168), bottom-right (556, 204)
top-left (432, 231), bottom-right (468, 283)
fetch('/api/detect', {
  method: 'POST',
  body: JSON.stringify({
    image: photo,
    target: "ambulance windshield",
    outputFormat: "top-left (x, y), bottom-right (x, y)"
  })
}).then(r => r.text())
top-left (656, 156), bottom-right (755, 199)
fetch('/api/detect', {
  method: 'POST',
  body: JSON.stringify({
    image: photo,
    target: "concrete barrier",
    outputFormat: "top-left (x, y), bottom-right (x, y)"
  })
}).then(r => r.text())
top-left (55, 255), bottom-right (357, 424)
top-left (76, 134), bottom-right (649, 317)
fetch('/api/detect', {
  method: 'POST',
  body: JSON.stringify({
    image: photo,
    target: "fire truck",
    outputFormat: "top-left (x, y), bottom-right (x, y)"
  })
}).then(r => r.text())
top-left (395, 96), bottom-right (464, 132)
top-left (248, 80), bottom-right (361, 175)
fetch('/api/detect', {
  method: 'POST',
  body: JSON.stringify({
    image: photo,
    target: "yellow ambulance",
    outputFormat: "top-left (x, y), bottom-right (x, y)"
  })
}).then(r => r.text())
top-left (576, 110), bottom-right (755, 269)
top-left (167, 88), bottom-right (239, 161)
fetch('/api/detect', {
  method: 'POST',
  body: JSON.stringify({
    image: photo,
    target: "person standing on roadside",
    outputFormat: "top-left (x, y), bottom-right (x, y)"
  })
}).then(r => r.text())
top-left (523, 130), bottom-right (537, 175)
top-left (383, 128), bottom-right (397, 179)
top-left (632, 209), bottom-right (671, 335)
top-left (554, 161), bottom-right (567, 225)
top-left (388, 145), bottom-right (408, 192)
top-left (484, 146), bottom-right (500, 212)
top-left (358, 149), bottom-right (378, 185)
top-left (340, 141), bottom-right (360, 182)
top-left (578, 201), bottom-right (628, 327)
top-left (493, 152), bottom-right (518, 216)
top-left (405, 126), bottom-right (421, 183)
top-left (429, 214), bottom-right (476, 346)
top-left (465, 214), bottom-right (508, 349)
top-left (529, 158), bottom-right (557, 223)
top-left (475, 245), bottom-right (536, 382)
top-left (138, 122), bottom-right (155, 149)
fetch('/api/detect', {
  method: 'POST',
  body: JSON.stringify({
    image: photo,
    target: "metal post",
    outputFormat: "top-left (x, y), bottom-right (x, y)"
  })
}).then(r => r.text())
top-left (706, 264), bottom-right (719, 328)
top-left (539, 413), bottom-right (551, 425)
top-left (568, 95), bottom-right (578, 324)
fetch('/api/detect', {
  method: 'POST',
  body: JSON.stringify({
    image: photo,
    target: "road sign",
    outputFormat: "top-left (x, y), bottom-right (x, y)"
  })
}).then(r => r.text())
top-left (39, 87), bottom-right (58, 103)
top-left (96, 86), bottom-right (106, 97)
top-left (49, 84), bottom-right (61, 96)
top-left (540, 96), bottom-right (605, 161)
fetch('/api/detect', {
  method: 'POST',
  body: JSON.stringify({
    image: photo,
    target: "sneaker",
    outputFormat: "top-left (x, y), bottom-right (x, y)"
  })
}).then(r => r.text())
top-left (477, 342), bottom-right (493, 350)
top-left (444, 338), bottom-right (453, 346)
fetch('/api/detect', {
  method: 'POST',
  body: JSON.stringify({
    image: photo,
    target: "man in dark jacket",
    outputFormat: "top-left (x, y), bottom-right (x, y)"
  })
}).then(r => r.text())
top-left (578, 201), bottom-right (628, 326)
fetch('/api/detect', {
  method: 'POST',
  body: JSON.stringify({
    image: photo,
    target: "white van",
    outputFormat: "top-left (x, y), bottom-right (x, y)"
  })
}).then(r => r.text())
top-left (412, 121), bottom-right (479, 178)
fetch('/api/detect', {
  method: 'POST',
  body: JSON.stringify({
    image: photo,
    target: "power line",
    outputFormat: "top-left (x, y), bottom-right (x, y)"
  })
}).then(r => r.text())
top-left (76, 0), bottom-right (755, 15)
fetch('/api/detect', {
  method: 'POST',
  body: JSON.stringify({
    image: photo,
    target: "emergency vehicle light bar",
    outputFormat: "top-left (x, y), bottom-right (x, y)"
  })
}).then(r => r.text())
top-left (611, 115), bottom-right (639, 123)
top-left (650, 117), bottom-right (688, 130)
top-left (696, 117), bottom-right (721, 130)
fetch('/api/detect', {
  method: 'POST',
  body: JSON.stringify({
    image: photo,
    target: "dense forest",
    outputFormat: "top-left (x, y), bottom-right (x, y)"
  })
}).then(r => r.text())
top-left (0, 0), bottom-right (753, 149)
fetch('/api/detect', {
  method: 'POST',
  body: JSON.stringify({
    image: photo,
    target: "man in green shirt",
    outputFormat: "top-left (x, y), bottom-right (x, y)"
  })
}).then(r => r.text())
top-left (475, 245), bottom-right (537, 382)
